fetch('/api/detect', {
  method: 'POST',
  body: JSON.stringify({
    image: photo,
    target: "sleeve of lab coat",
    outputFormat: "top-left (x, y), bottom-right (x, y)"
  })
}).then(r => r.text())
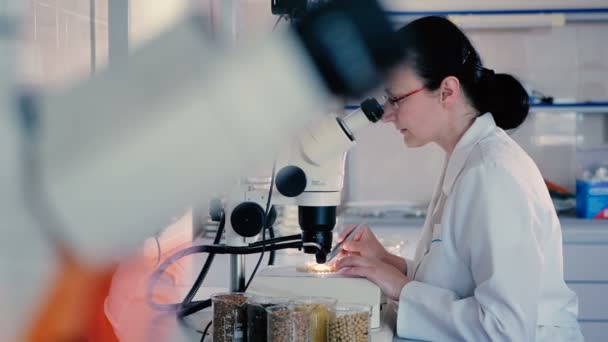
top-left (405, 258), bottom-right (415, 277)
top-left (396, 164), bottom-right (542, 341)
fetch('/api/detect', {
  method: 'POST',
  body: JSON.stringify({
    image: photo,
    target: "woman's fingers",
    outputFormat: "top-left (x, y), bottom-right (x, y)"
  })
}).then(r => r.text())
top-left (336, 255), bottom-right (411, 301)
top-left (337, 224), bottom-right (358, 242)
top-left (336, 255), bottom-right (374, 269)
top-left (341, 239), bottom-right (362, 253)
top-left (337, 266), bottom-right (368, 278)
top-left (352, 224), bottom-right (369, 241)
top-left (336, 256), bottom-right (375, 280)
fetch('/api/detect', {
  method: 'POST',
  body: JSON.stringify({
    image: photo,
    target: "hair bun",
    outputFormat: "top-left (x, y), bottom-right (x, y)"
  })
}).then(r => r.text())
top-left (481, 68), bottom-right (495, 84)
top-left (478, 73), bottom-right (529, 130)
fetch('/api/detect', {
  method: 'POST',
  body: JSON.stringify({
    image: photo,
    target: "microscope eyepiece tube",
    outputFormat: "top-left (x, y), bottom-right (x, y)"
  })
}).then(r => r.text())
top-left (342, 97), bottom-right (384, 135)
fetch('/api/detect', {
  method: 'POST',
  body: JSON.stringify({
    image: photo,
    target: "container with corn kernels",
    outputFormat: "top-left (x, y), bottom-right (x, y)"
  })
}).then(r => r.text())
top-left (292, 296), bottom-right (337, 342)
top-left (266, 304), bottom-right (313, 342)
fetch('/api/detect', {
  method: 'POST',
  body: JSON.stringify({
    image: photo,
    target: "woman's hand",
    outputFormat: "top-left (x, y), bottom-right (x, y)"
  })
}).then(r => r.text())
top-left (338, 224), bottom-right (389, 260)
top-left (337, 224), bottom-right (408, 274)
top-left (335, 256), bottom-right (410, 301)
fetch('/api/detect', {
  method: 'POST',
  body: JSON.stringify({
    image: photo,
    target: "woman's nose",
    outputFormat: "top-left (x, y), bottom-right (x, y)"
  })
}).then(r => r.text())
top-left (382, 107), bottom-right (396, 123)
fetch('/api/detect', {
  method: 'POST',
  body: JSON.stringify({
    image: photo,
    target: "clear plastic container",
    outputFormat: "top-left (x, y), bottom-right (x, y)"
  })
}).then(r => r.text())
top-left (266, 304), bottom-right (313, 342)
top-left (212, 292), bottom-right (249, 342)
top-left (292, 296), bottom-right (337, 342)
top-left (328, 303), bottom-right (372, 342)
top-left (246, 295), bottom-right (290, 342)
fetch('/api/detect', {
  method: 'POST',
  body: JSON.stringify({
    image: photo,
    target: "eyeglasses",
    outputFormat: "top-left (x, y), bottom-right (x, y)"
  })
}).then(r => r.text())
top-left (382, 86), bottom-right (425, 109)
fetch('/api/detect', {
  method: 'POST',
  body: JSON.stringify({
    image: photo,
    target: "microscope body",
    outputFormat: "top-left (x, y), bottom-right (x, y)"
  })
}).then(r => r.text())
top-left (223, 99), bottom-right (384, 264)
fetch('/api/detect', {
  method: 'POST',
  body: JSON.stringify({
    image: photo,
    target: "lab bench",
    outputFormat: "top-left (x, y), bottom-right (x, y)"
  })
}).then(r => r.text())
top-left (177, 215), bottom-right (607, 341)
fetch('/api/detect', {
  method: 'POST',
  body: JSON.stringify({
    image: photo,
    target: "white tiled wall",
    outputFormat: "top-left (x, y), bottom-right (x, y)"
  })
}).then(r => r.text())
top-left (19, 0), bottom-right (196, 86)
top-left (347, 122), bottom-right (445, 205)
top-left (129, 0), bottom-right (190, 47)
top-left (468, 23), bottom-right (608, 101)
top-left (20, 0), bottom-right (108, 88)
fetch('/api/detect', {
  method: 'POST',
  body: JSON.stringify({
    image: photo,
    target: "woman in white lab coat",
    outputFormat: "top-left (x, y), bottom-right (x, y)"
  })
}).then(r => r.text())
top-left (334, 16), bottom-right (583, 341)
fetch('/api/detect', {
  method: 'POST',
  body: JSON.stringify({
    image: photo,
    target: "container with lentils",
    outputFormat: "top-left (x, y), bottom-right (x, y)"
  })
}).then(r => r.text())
top-left (246, 295), bottom-right (290, 342)
top-left (292, 296), bottom-right (336, 342)
top-left (212, 292), bottom-right (249, 342)
top-left (328, 303), bottom-right (371, 342)
top-left (266, 304), bottom-right (313, 342)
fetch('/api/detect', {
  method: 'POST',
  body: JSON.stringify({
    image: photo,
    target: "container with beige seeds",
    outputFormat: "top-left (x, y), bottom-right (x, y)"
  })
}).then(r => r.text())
top-left (328, 303), bottom-right (372, 342)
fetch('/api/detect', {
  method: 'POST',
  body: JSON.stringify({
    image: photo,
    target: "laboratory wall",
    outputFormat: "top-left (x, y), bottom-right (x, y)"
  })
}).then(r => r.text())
top-left (348, 22), bottom-right (608, 205)
top-left (20, 0), bottom-right (109, 87)
top-left (20, 0), bottom-right (196, 86)
top-left (21, 1), bottom-right (608, 205)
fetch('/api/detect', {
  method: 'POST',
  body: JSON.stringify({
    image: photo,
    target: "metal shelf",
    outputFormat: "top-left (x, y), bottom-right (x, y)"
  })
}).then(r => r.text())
top-left (385, 8), bottom-right (608, 17)
top-left (383, 6), bottom-right (608, 28)
top-left (344, 102), bottom-right (608, 114)
top-left (530, 102), bottom-right (608, 113)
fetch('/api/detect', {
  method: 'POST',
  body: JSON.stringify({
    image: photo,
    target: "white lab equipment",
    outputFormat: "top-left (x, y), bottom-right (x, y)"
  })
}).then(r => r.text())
top-left (0, 0), bottom-right (403, 340)
top-left (214, 99), bottom-right (383, 291)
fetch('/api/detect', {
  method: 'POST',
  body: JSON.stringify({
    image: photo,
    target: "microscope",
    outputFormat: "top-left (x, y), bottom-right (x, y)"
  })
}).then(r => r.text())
top-left (218, 98), bottom-right (387, 328)
top-left (223, 98), bottom-right (384, 262)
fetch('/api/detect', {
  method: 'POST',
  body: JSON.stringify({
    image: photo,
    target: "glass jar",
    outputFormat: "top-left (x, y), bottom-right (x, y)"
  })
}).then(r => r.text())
top-left (266, 304), bottom-right (313, 342)
top-left (212, 292), bottom-right (249, 342)
top-left (246, 295), bottom-right (290, 342)
top-left (292, 296), bottom-right (337, 342)
top-left (328, 303), bottom-right (372, 342)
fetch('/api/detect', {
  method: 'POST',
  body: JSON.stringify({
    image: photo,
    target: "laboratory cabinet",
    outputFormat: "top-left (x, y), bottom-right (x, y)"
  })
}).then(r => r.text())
top-left (579, 322), bottom-right (608, 342)
top-left (562, 219), bottom-right (608, 342)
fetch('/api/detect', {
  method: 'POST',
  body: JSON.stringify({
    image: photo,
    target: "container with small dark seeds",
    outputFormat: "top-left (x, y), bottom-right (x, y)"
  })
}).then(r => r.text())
top-left (266, 304), bottom-right (313, 342)
top-left (212, 292), bottom-right (249, 342)
top-left (328, 303), bottom-right (371, 342)
top-left (292, 296), bottom-right (336, 342)
top-left (246, 295), bottom-right (290, 342)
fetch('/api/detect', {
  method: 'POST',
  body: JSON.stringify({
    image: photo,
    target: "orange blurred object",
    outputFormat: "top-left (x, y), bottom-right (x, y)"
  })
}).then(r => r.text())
top-left (25, 251), bottom-right (118, 342)
top-left (545, 180), bottom-right (572, 195)
top-left (25, 212), bottom-right (195, 341)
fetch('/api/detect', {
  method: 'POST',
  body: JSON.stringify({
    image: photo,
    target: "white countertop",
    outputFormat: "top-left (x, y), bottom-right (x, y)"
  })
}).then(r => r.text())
top-left (341, 214), bottom-right (608, 244)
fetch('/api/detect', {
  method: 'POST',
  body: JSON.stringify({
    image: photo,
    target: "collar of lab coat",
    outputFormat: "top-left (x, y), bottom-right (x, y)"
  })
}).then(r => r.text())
top-left (442, 113), bottom-right (496, 195)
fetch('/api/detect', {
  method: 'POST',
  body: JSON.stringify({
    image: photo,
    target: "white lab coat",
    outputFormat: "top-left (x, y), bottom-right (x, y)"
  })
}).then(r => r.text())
top-left (396, 113), bottom-right (583, 341)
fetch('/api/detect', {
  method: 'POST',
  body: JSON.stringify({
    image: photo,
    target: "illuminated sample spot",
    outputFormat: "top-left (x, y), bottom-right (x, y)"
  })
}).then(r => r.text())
top-left (296, 263), bottom-right (336, 274)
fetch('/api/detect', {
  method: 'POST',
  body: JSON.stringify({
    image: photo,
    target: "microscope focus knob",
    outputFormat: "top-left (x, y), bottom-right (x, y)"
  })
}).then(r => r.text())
top-left (231, 202), bottom-right (265, 237)
top-left (275, 165), bottom-right (307, 197)
top-left (208, 198), bottom-right (224, 222)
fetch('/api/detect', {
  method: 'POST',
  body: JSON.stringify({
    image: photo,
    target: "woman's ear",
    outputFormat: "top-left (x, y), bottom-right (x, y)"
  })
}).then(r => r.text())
top-left (439, 76), bottom-right (460, 106)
